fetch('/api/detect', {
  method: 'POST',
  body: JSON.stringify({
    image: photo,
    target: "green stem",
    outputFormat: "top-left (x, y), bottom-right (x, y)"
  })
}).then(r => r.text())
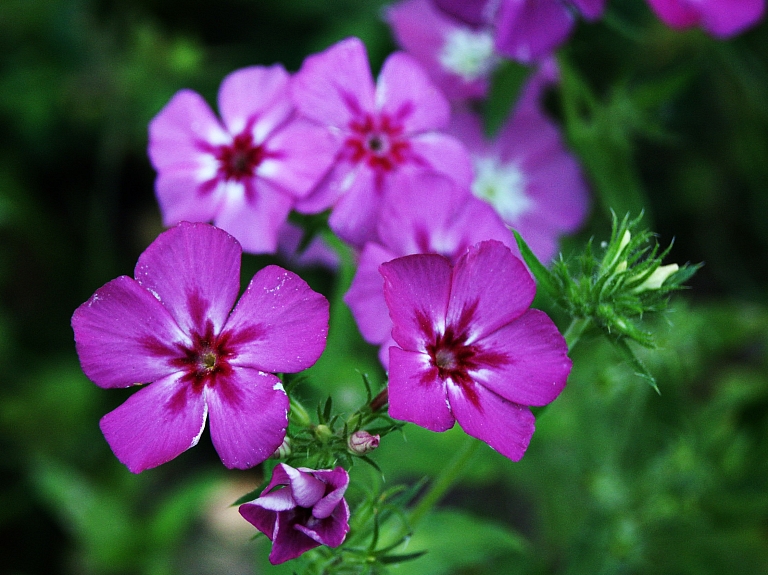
top-left (408, 436), bottom-right (480, 528)
top-left (564, 317), bottom-right (591, 352)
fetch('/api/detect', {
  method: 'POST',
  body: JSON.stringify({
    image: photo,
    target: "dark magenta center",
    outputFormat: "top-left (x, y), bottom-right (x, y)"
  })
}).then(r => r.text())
top-left (215, 132), bottom-right (265, 181)
top-left (345, 113), bottom-right (410, 172)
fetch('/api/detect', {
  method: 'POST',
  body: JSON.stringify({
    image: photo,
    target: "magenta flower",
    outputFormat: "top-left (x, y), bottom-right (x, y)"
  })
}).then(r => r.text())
top-left (291, 37), bottom-right (473, 247)
top-left (448, 64), bottom-right (589, 262)
top-left (433, 0), bottom-right (606, 63)
top-left (71, 222), bottom-right (329, 473)
top-left (148, 65), bottom-right (336, 254)
top-left (344, 173), bottom-right (515, 366)
top-left (646, 0), bottom-right (765, 37)
top-left (385, 0), bottom-right (498, 101)
top-left (381, 240), bottom-right (571, 460)
top-left (239, 464), bottom-right (350, 564)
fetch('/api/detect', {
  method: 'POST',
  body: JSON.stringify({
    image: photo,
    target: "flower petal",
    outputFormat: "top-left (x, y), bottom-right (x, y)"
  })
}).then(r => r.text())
top-left (205, 368), bottom-right (288, 469)
top-left (446, 240), bottom-right (535, 343)
top-left (472, 309), bottom-right (570, 406)
top-left (292, 37), bottom-right (376, 128)
top-left (148, 89), bottom-right (229, 172)
top-left (447, 379), bottom-right (535, 461)
top-left (433, 0), bottom-right (491, 27)
top-left (283, 466), bottom-right (327, 508)
top-left (239, 503), bottom-right (278, 540)
top-left (72, 275), bottom-right (188, 388)
top-left (134, 222), bottom-right (242, 336)
top-left (225, 266), bottom-right (329, 373)
top-left (310, 467), bottom-right (350, 519)
top-left (217, 65), bottom-right (292, 138)
top-left (212, 180), bottom-right (295, 254)
top-left (99, 373), bottom-right (207, 473)
top-left (154, 169), bottom-right (222, 226)
top-left (295, 500), bottom-right (350, 547)
top-left (494, 0), bottom-right (575, 63)
top-left (376, 52), bottom-right (450, 133)
top-left (408, 132), bottom-right (474, 189)
top-left (327, 165), bottom-right (382, 247)
top-left (380, 253), bottom-right (453, 352)
top-left (388, 347), bottom-right (455, 431)
top-left (344, 242), bottom-right (396, 345)
top-left (269, 511), bottom-right (320, 564)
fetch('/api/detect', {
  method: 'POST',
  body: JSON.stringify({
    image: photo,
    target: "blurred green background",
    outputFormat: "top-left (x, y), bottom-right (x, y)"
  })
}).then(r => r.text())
top-left (1, 0), bottom-right (767, 573)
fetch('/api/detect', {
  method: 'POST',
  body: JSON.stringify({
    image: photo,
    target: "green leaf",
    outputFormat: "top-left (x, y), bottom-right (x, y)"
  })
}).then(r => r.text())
top-left (513, 230), bottom-right (559, 299)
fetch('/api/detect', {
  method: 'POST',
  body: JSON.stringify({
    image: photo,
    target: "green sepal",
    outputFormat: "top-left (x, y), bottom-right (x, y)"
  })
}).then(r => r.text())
top-left (513, 230), bottom-right (559, 300)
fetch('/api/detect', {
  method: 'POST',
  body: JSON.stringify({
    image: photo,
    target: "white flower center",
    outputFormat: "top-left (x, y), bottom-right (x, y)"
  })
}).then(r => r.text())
top-left (438, 29), bottom-right (496, 82)
top-left (471, 157), bottom-right (533, 223)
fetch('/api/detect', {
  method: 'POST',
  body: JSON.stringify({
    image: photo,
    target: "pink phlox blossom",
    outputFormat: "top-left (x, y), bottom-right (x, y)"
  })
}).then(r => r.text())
top-left (276, 222), bottom-right (341, 271)
top-left (71, 222), bottom-right (329, 473)
top-left (646, 0), bottom-right (765, 37)
top-left (385, 0), bottom-right (499, 102)
top-left (343, 173), bottom-right (516, 367)
top-left (432, 0), bottom-right (606, 63)
top-left (239, 464), bottom-right (350, 564)
top-left (448, 62), bottom-right (589, 263)
top-left (381, 240), bottom-right (571, 461)
top-left (291, 37), bottom-right (473, 248)
top-left (148, 65), bottom-right (337, 254)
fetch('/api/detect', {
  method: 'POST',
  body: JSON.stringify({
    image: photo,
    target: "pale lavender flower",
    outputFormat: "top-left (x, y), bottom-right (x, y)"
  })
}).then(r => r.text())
top-left (239, 464), bottom-right (350, 564)
top-left (71, 223), bottom-right (329, 473)
top-left (646, 0), bottom-right (765, 37)
top-left (148, 65), bottom-right (336, 253)
top-left (381, 240), bottom-right (571, 461)
top-left (291, 37), bottom-right (473, 247)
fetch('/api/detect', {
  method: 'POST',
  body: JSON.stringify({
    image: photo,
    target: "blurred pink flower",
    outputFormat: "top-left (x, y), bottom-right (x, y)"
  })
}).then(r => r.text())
top-left (240, 464), bottom-right (350, 564)
top-left (148, 66), bottom-right (336, 253)
top-left (381, 240), bottom-right (571, 460)
top-left (646, 0), bottom-right (765, 37)
top-left (291, 37), bottom-right (473, 247)
top-left (72, 223), bottom-right (329, 473)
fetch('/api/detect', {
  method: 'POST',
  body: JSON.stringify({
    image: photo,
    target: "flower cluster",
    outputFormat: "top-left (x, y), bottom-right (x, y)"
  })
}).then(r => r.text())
top-left (69, 0), bottom-right (723, 565)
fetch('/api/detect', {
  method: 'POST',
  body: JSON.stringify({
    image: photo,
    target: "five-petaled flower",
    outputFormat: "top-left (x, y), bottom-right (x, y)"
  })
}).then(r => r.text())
top-left (239, 464), bottom-right (350, 564)
top-left (149, 65), bottom-right (336, 253)
top-left (291, 36), bottom-right (473, 247)
top-left (71, 222), bottom-right (329, 473)
top-left (381, 240), bottom-right (571, 460)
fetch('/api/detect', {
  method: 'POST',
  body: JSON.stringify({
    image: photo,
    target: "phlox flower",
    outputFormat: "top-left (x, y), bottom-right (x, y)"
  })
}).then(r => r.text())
top-left (291, 37), bottom-right (473, 247)
top-left (149, 65), bottom-right (336, 254)
top-left (385, 0), bottom-right (499, 101)
top-left (432, 0), bottom-right (606, 63)
top-left (344, 173), bottom-right (515, 367)
top-left (645, 0), bottom-right (765, 37)
top-left (449, 63), bottom-right (589, 262)
top-left (381, 240), bottom-right (571, 460)
top-left (71, 222), bottom-right (329, 473)
top-left (239, 464), bottom-right (350, 564)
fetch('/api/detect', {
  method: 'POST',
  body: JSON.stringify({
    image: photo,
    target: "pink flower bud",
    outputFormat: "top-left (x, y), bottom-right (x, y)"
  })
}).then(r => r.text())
top-left (347, 430), bottom-right (380, 455)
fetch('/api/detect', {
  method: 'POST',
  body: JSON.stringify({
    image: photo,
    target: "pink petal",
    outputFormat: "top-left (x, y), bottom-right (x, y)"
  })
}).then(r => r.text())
top-left (239, 503), bottom-right (278, 539)
top-left (472, 309), bottom-right (570, 406)
top-left (645, 0), bottom-right (699, 29)
top-left (134, 222), bottom-right (242, 335)
top-left (205, 368), bottom-right (289, 469)
top-left (295, 501), bottom-right (350, 547)
top-left (376, 52), bottom-right (450, 133)
top-left (310, 467), bottom-right (350, 519)
top-left (72, 276), bottom-right (188, 389)
top-left (433, 0), bottom-right (491, 27)
top-left (225, 265), bottom-right (329, 373)
top-left (327, 165), bottom-right (383, 247)
top-left (388, 347), bottom-right (455, 431)
top-left (344, 242), bottom-right (396, 345)
top-left (447, 379), bottom-right (535, 461)
top-left (217, 65), bottom-right (293, 138)
top-left (283, 466), bottom-right (326, 507)
top-left (260, 119), bottom-right (339, 198)
top-left (380, 253), bottom-right (453, 352)
top-left (249, 488), bottom-right (296, 512)
top-left (293, 159), bottom-right (350, 214)
top-left (212, 180), bottom-right (294, 254)
top-left (409, 132), bottom-right (474, 189)
top-left (571, 0), bottom-right (606, 20)
top-left (447, 240), bottom-right (535, 342)
top-left (292, 37), bottom-right (376, 128)
top-left (269, 512), bottom-right (320, 564)
top-left (99, 373), bottom-right (207, 473)
top-left (148, 89), bottom-right (229, 172)
top-left (699, 0), bottom-right (765, 37)
top-left (154, 169), bottom-right (221, 226)
top-left (495, 0), bottom-right (575, 63)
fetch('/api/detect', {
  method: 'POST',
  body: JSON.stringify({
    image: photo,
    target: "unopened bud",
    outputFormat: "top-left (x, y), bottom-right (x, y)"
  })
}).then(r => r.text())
top-left (314, 424), bottom-right (333, 441)
top-left (347, 430), bottom-right (380, 455)
top-left (633, 264), bottom-right (679, 293)
top-left (270, 437), bottom-right (291, 459)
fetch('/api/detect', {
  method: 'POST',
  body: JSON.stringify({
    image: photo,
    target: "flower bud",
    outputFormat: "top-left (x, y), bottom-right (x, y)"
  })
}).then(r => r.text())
top-left (314, 424), bottom-right (333, 441)
top-left (270, 437), bottom-right (291, 459)
top-left (633, 264), bottom-right (679, 293)
top-left (347, 430), bottom-right (380, 455)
